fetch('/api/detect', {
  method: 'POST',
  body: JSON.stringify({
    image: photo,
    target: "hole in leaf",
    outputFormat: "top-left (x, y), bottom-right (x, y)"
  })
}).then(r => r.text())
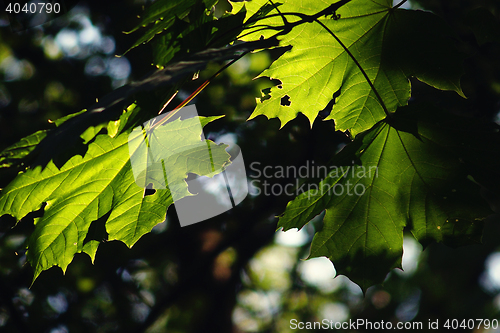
top-left (332, 88), bottom-right (341, 101)
top-left (144, 183), bottom-right (156, 197)
top-left (318, 88), bottom-right (341, 119)
top-left (277, 85), bottom-right (283, 89)
top-left (260, 87), bottom-right (272, 102)
top-left (84, 211), bottom-right (110, 245)
top-left (52, 136), bottom-right (89, 169)
top-left (12, 202), bottom-right (46, 233)
top-left (280, 95), bottom-right (291, 107)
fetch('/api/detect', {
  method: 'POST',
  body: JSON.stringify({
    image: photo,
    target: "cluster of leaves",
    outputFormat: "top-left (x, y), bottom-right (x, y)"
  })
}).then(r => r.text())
top-left (236, 0), bottom-right (500, 288)
top-left (0, 0), bottom-right (499, 292)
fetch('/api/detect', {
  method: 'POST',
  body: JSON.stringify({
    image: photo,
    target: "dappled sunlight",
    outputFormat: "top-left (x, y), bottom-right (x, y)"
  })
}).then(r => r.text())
top-left (396, 236), bottom-right (423, 277)
top-left (320, 302), bottom-right (349, 323)
top-left (47, 292), bottom-right (68, 315)
top-left (0, 56), bottom-right (34, 81)
top-left (275, 227), bottom-right (309, 247)
top-left (480, 252), bottom-right (500, 294)
top-left (299, 257), bottom-right (337, 292)
top-left (247, 245), bottom-right (296, 291)
top-left (45, 6), bottom-right (129, 87)
top-left (233, 290), bottom-right (281, 331)
top-left (395, 289), bottom-right (421, 322)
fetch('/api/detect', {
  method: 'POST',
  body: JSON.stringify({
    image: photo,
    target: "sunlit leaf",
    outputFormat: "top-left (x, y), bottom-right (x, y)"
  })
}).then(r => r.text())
top-left (0, 116), bottom-right (229, 281)
top-left (0, 130), bottom-right (48, 169)
top-left (279, 104), bottom-right (497, 290)
top-left (126, 0), bottom-right (218, 53)
top-left (235, 0), bottom-right (465, 135)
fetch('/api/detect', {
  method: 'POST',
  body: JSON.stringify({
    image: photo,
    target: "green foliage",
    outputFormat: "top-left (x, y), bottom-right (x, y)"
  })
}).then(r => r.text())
top-left (126, 0), bottom-right (219, 52)
top-left (149, 0), bottom-right (276, 67)
top-left (0, 130), bottom-right (48, 169)
top-left (1, 0), bottom-right (499, 293)
top-left (0, 115), bottom-right (229, 281)
top-left (130, 115), bottom-right (230, 199)
top-left (279, 104), bottom-right (496, 289)
top-left (236, 0), bottom-right (465, 135)
top-left (151, 3), bottom-right (243, 67)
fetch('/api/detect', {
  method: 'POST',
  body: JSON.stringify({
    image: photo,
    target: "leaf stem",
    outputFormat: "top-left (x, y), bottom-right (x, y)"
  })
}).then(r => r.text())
top-left (150, 50), bottom-right (250, 130)
top-left (314, 19), bottom-right (391, 118)
top-left (268, 0), bottom-right (289, 26)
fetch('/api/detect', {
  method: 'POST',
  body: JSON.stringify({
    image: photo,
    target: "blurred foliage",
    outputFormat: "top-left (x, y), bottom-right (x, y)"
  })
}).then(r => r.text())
top-left (0, 0), bottom-right (500, 332)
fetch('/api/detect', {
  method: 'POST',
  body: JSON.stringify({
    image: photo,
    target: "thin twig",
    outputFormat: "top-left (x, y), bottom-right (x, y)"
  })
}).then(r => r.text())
top-left (150, 50), bottom-right (251, 130)
top-left (207, 0), bottom-right (352, 47)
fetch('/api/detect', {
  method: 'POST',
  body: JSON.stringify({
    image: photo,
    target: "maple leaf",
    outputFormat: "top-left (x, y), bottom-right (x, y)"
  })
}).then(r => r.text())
top-left (278, 104), bottom-right (498, 290)
top-left (234, 0), bottom-right (465, 135)
top-left (0, 116), bottom-right (230, 281)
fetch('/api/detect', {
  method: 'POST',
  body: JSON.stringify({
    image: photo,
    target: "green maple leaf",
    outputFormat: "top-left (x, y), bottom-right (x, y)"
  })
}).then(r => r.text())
top-left (129, 115), bottom-right (231, 199)
top-left (150, 1), bottom-right (276, 68)
top-left (278, 104), bottom-right (497, 290)
top-left (0, 130), bottom-right (48, 169)
top-left (151, 4), bottom-right (247, 68)
top-left (0, 108), bottom-right (105, 170)
top-left (234, 0), bottom-right (465, 136)
top-left (0, 115), bottom-right (230, 281)
top-left (126, 0), bottom-right (218, 53)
